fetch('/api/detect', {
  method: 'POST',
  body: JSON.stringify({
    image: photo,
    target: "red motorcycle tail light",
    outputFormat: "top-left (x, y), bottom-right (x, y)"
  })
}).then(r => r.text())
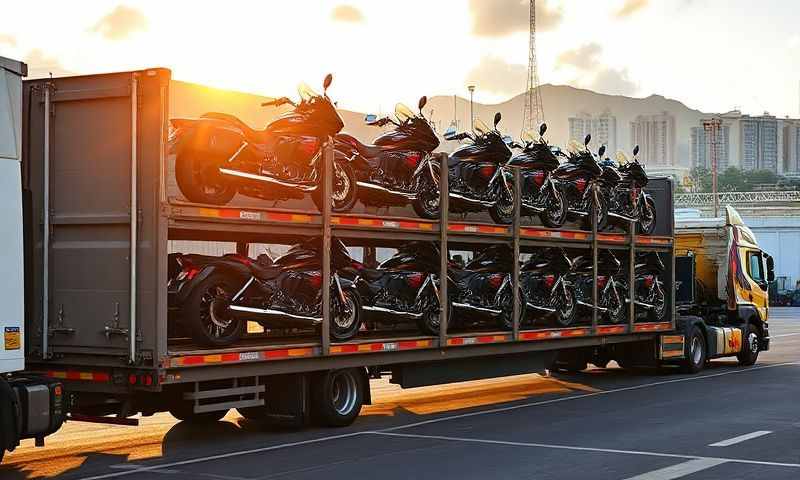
top-left (544, 274), bottom-right (556, 289)
top-left (575, 178), bottom-right (587, 193)
top-left (643, 275), bottom-right (654, 288)
top-left (597, 275), bottom-right (607, 289)
top-left (307, 271), bottom-right (323, 289)
top-left (406, 273), bottom-right (425, 289)
top-left (533, 171), bottom-right (545, 187)
top-left (488, 273), bottom-right (505, 289)
top-left (479, 165), bottom-right (496, 179)
top-left (404, 153), bottom-right (421, 169)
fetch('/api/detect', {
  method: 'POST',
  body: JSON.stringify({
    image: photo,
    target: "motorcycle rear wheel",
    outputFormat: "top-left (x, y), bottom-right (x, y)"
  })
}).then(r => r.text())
top-left (175, 149), bottom-right (236, 205)
top-left (183, 272), bottom-right (245, 347)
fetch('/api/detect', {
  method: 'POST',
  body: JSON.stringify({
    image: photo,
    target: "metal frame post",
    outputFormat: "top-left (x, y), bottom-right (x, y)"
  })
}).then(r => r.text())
top-left (438, 153), bottom-right (449, 347)
top-left (591, 184), bottom-right (599, 334)
top-left (628, 219), bottom-right (636, 331)
top-left (129, 74), bottom-right (139, 364)
top-left (42, 85), bottom-right (51, 360)
top-left (321, 139), bottom-right (333, 355)
top-left (512, 168), bottom-right (521, 340)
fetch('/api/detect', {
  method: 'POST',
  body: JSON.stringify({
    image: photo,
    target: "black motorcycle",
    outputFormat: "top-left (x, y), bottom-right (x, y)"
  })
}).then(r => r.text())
top-left (603, 146), bottom-right (657, 234)
top-left (440, 113), bottom-right (515, 223)
top-left (519, 247), bottom-right (577, 327)
top-left (168, 237), bottom-right (361, 346)
top-left (506, 123), bottom-right (568, 228)
top-left (170, 74), bottom-right (358, 212)
top-left (571, 249), bottom-right (627, 324)
top-left (353, 242), bottom-right (447, 336)
top-left (450, 244), bottom-right (523, 330)
top-left (334, 97), bottom-right (441, 219)
top-left (551, 135), bottom-right (607, 230)
top-left (618, 251), bottom-right (667, 321)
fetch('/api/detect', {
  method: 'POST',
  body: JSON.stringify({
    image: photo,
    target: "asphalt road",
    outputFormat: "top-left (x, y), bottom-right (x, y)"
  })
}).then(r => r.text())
top-left (3, 309), bottom-right (800, 480)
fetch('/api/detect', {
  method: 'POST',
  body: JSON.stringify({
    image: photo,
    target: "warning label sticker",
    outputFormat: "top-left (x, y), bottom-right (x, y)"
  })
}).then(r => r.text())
top-left (4, 327), bottom-right (20, 350)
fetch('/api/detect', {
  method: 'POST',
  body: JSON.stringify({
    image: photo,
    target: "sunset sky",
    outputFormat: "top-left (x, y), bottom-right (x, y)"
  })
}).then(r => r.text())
top-left (1, 0), bottom-right (798, 117)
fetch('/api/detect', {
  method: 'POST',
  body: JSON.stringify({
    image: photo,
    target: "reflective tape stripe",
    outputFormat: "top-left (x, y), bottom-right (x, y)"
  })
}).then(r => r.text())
top-left (597, 325), bottom-right (628, 335)
top-left (449, 224), bottom-right (509, 234)
top-left (521, 228), bottom-right (590, 241)
top-left (47, 370), bottom-right (111, 382)
top-left (170, 347), bottom-right (315, 367)
top-left (633, 322), bottom-right (672, 332)
top-left (447, 334), bottom-right (512, 346)
top-left (519, 328), bottom-right (591, 341)
top-left (329, 339), bottom-right (433, 355)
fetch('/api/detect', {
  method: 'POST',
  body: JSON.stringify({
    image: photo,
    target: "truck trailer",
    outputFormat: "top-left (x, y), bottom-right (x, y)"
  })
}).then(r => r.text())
top-left (1, 64), bottom-right (773, 461)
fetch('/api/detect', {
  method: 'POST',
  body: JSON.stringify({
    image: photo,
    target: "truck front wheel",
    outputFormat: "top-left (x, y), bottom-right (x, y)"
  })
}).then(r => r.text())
top-left (311, 369), bottom-right (365, 427)
top-left (737, 324), bottom-right (761, 366)
top-left (682, 327), bottom-right (706, 374)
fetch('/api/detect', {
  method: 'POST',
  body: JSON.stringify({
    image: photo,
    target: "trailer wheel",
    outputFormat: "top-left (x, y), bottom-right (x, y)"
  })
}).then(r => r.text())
top-left (311, 369), bottom-right (364, 427)
top-left (169, 403), bottom-right (228, 424)
top-left (737, 324), bottom-right (761, 366)
top-left (681, 327), bottom-right (706, 374)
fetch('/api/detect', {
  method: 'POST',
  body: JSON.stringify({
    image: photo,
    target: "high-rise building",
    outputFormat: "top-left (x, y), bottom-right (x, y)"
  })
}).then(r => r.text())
top-left (740, 113), bottom-right (783, 173)
top-left (568, 111), bottom-right (617, 154)
top-left (784, 119), bottom-right (800, 173)
top-left (630, 112), bottom-right (676, 166)
top-left (691, 121), bottom-right (731, 171)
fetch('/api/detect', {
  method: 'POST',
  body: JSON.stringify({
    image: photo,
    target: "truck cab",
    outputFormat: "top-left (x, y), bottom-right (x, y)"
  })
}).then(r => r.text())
top-left (675, 206), bottom-right (772, 369)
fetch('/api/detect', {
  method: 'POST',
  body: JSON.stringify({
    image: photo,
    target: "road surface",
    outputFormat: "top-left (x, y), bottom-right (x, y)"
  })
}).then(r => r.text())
top-left (3, 308), bottom-right (799, 479)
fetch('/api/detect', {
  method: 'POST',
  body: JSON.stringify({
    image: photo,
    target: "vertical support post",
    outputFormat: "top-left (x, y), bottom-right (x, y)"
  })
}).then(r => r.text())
top-left (591, 184), bottom-right (599, 335)
top-left (438, 153), bottom-right (449, 347)
top-left (628, 219), bottom-right (636, 331)
top-left (512, 167), bottom-right (521, 340)
top-left (129, 74), bottom-right (139, 365)
top-left (321, 139), bottom-right (333, 356)
top-left (42, 85), bottom-right (51, 360)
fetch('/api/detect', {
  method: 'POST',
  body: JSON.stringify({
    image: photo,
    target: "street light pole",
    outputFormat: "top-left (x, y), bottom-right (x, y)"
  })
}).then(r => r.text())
top-left (468, 85), bottom-right (475, 130)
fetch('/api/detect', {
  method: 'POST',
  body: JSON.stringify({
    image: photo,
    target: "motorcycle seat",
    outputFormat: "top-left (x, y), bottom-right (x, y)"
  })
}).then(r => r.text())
top-left (201, 112), bottom-right (269, 144)
top-left (337, 133), bottom-right (386, 158)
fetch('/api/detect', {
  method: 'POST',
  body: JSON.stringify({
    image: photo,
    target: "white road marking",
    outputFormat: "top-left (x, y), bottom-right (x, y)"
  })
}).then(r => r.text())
top-left (383, 361), bottom-right (800, 432)
top-left (622, 458), bottom-right (727, 480)
top-left (370, 431), bottom-right (800, 469)
top-left (83, 361), bottom-right (800, 480)
top-left (709, 430), bottom-right (773, 447)
top-left (772, 333), bottom-right (800, 338)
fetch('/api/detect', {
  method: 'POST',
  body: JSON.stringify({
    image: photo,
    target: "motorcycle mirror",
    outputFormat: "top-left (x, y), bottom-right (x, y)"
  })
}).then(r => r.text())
top-left (584, 134), bottom-right (591, 147)
top-left (493, 112), bottom-right (502, 129)
top-left (364, 114), bottom-right (378, 123)
top-left (502, 135), bottom-right (514, 145)
top-left (418, 96), bottom-right (427, 112)
top-left (443, 126), bottom-right (458, 141)
top-left (323, 73), bottom-right (333, 93)
top-left (598, 145), bottom-right (606, 158)
top-left (615, 151), bottom-right (628, 164)
top-left (539, 122), bottom-right (547, 137)
top-left (633, 145), bottom-right (640, 157)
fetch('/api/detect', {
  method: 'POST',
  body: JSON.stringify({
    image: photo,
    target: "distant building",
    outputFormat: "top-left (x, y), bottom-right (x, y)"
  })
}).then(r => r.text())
top-left (691, 122), bottom-right (731, 171)
top-left (568, 111), bottom-right (617, 154)
top-left (630, 112), bottom-right (676, 166)
top-left (783, 119), bottom-right (800, 173)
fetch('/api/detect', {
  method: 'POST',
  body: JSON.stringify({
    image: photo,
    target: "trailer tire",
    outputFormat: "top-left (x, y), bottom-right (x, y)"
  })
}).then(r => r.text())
top-left (169, 403), bottom-right (228, 424)
top-left (311, 369), bottom-right (364, 427)
top-left (681, 327), bottom-right (706, 374)
top-left (737, 324), bottom-right (761, 366)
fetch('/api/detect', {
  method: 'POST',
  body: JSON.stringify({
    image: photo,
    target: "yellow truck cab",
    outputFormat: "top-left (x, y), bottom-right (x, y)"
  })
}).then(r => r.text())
top-left (674, 206), bottom-right (772, 371)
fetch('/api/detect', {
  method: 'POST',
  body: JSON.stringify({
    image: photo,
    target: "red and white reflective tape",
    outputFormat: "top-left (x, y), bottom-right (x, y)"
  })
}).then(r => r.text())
top-left (332, 216), bottom-right (435, 231)
top-left (519, 327), bottom-right (591, 341)
top-left (448, 223), bottom-right (510, 234)
top-left (447, 334), bottom-right (512, 346)
top-left (521, 228), bottom-right (590, 241)
top-left (596, 325), bottom-right (628, 335)
top-left (169, 347), bottom-right (315, 367)
top-left (47, 370), bottom-right (111, 382)
top-left (633, 322), bottom-right (672, 332)
top-left (330, 339), bottom-right (433, 354)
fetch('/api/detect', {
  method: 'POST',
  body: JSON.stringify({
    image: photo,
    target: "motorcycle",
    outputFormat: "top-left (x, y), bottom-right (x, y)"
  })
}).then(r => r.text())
top-left (551, 134), bottom-right (608, 230)
top-left (604, 146), bottom-right (657, 234)
top-left (169, 74), bottom-right (358, 212)
top-left (352, 242), bottom-right (448, 336)
top-left (168, 237), bottom-right (361, 346)
top-left (440, 113), bottom-right (516, 223)
top-left (506, 123), bottom-right (568, 228)
top-left (571, 249), bottom-right (627, 324)
top-left (334, 97), bottom-right (441, 219)
top-left (618, 251), bottom-right (667, 321)
top-left (450, 244), bottom-right (524, 330)
top-left (519, 247), bottom-right (577, 327)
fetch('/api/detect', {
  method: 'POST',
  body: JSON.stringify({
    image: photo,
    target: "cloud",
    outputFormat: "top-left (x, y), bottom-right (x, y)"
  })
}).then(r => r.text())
top-left (466, 56), bottom-right (527, 96)
top-left (331, 4), bottom-right (365, 23)
top-left (90, 5), bottom-right (148, 40)
top-left (615, 0), bottom-right (648, 18)
top-left (0, 34), bottom-right (16, 47)
top-left (556, 43), bottom-right (639, 96)
top-left (23, 49), bottom-right (72, 78)
top-left (470, 0), bottom-right (562, 37)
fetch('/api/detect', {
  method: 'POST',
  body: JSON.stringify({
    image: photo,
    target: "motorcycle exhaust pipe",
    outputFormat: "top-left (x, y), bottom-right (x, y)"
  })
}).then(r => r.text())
top-left (229, 304), bottom-right (322, 325)
top-left (525, 302), bottom-right (557, 313)
top-left (608, 212), bottom-right (638, 222)
top-left (449, 192), bottom-right (495, 208)
top-left (219, 168), bottom-right (318, 192)
top-left (452, 301), bottom-right (503, 315)
top-left (356, 181), bottom-right (417, 199)
top-left (576, 300), bottom-right (609, 313)
top-left (362, 305), bottom-right (425, 318)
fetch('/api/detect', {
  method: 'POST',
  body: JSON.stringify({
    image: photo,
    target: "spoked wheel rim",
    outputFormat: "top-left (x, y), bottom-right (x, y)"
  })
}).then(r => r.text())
top-left (607, 289), bottom-right (625, 324)
top-left (544, 189), bottom-right (567, 225)
top-left (332, 165), bottom-right (352, 204)
top-left (333, 292), bottom-right (358, 331)
top-left (330, 371), bottom-right (359, 416)
top-left (496, 186), bottom-right (515, 221)
top-left (199, 284), bottom-right (236, 340)
top-left (417, 177), bottom-right (440, 215)
top-left (554, 289), bottom-right (576, 326)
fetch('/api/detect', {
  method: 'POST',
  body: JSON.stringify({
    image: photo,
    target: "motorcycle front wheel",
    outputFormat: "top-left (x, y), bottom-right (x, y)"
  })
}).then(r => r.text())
top-left (412, 167), bottom-right (441, 220)
top-left (330, 289), bottom-right (362, 341)
top-left (175, 149), bottom-right (237, 205)
top-left (606, 287), bottom-right (627, 324)
top-left (489, 181), bottom-right (515, 225)
top-left (638, 197), bottom-right (657, 235)
top-left (313, 161), bottom-right (358, 213)
top-left (584, 193), bottom-right (608, 231)
top-left (498, 287), bottom-right (527, 330)
top-left (554, 287), bottom-right (577, 327)
top-left (648, 283), bottom-right (667, 322)
top-left (540, 183), bottom-right (568, 229)
top-left (416, 294), bottom-right (450, 336)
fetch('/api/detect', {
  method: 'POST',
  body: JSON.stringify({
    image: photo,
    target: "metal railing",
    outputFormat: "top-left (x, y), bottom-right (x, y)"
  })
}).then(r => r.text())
top-left (675, 191), bottom-right (800, 208)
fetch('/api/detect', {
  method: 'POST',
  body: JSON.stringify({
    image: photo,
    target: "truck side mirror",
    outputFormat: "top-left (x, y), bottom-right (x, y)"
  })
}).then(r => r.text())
top-left (766, 255), bottom-right (775, 282)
